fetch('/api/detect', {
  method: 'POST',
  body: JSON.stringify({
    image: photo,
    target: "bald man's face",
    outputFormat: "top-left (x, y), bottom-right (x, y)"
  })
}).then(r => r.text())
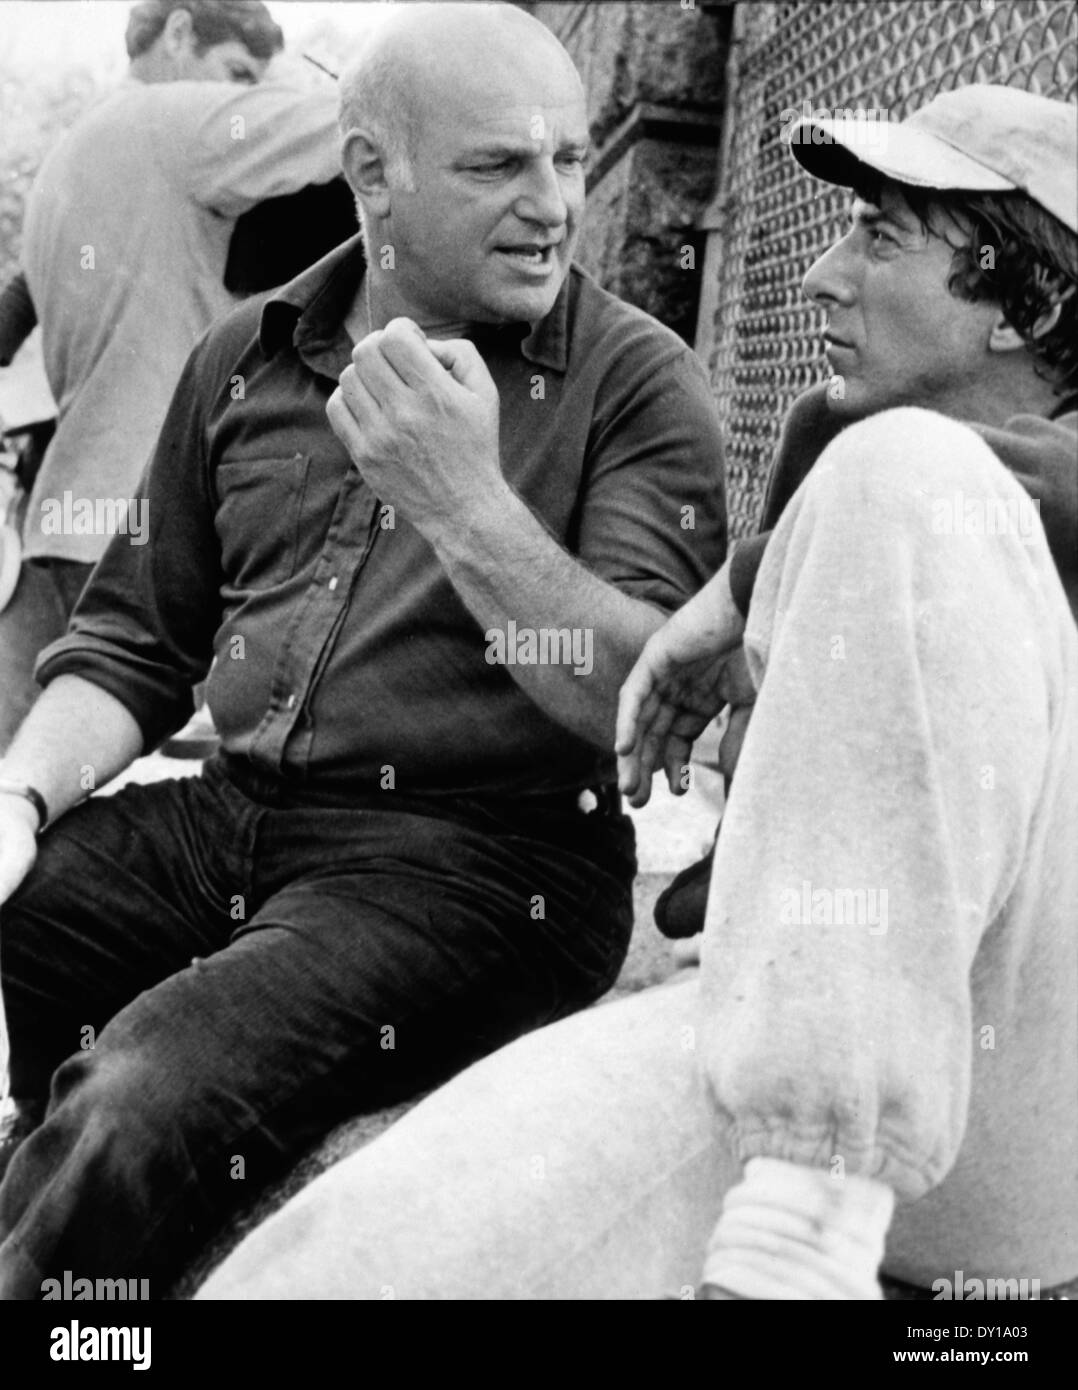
top-left (381, 45), bottom-right (588, 325)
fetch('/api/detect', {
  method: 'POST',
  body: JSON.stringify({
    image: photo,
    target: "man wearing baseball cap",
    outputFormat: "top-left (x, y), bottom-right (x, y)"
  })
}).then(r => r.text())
top-left (196, 83), bottom-right (1078, 1301)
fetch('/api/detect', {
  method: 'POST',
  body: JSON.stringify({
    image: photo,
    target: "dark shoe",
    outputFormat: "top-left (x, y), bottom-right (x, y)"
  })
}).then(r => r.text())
top-left (0, 1096), bottom-right (46, 1184)
top-left (653, 823), bottom-right (720, 940)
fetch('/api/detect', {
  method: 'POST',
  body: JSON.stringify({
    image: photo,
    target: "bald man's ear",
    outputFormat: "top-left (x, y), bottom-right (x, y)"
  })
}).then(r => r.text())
top-left (161, 6), bottom-right (195, 57)
top-left (342, 130), bottom-right (393, 220)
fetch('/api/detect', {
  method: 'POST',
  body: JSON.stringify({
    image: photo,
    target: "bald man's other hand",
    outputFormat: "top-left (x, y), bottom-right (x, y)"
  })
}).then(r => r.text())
top-left (327, 317), bottom-right (506, 537)
top-left (0, 797), bottom-right (38, 908)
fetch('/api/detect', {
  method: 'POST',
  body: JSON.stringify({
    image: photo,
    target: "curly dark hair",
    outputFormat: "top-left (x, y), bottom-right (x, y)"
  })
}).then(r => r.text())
top-left (125, 1), bottom-right (283, 62)
top-left (855, 172), bottom-right (1078, 396)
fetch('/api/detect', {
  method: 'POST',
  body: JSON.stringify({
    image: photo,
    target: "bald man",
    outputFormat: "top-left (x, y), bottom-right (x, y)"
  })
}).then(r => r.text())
top-left (0, 3), bottom-right (725, 1296)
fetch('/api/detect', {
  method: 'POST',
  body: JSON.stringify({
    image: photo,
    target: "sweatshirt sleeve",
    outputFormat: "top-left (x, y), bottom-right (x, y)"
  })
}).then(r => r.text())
top-left (729, 382), bottom-right (847, 616)
top-left (699, 407), bottom-right (1065, 1200)
top-left (34, 327), bottom-right (229, 749)
top-left (161, 81), bottom-right (342, 219)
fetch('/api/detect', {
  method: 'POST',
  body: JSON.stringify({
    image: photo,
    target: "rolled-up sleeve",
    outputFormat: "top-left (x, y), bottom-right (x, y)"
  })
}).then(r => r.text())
top-left (35, 336), bottom-right (225, 751)
top-left (576, 340), bottom-right (727, 613)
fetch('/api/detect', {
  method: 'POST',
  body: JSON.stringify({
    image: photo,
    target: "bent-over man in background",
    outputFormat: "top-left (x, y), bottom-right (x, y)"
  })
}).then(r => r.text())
top-left (0, 0), bottom-right (343, 747)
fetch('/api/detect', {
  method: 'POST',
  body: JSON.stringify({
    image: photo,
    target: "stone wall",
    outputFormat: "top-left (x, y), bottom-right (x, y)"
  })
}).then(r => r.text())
top-left (531, 1), bottom-right (732, 343)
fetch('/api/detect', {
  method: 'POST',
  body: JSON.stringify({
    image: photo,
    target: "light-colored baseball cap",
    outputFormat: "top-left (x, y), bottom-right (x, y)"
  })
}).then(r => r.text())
top-left (789, 84), bottom-right (1078, 234)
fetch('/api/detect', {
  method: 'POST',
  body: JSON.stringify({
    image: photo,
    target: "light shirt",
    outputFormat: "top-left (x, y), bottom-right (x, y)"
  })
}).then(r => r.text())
top-left (21, 76), bottom-right (341, 562)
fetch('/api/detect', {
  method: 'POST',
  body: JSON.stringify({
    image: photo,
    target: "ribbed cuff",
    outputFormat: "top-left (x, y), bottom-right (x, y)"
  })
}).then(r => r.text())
top-left (701, 1157), bottom-right (895, 1300)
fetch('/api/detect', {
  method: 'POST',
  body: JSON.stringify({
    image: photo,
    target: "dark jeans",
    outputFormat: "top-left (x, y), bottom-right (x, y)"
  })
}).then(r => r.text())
top-left (0, 757), bottom-right (635, 1298)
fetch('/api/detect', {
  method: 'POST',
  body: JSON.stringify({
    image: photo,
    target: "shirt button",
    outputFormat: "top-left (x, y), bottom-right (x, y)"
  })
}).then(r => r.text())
top-left (328, 576), bottom-right (339, 591)
top-left (286, 694), bottom-right (297, 710)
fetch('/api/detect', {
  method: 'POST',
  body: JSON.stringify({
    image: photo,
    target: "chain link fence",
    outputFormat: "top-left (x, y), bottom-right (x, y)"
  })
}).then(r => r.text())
top-left (698, 0), bottom-right (1077, 538)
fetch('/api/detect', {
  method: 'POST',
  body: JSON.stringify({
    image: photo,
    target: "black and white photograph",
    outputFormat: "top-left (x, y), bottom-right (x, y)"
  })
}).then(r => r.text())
top-left (0, 0), bottom-right (1074, 1358)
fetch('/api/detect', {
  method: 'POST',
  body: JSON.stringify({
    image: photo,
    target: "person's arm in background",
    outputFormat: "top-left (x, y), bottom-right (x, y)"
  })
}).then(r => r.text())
top-left (161, 80), bottom-right (342, 219)
top-left (0, 271), bottom-right (37, 369)
top-left (0, 334), bottom-right (225, 904)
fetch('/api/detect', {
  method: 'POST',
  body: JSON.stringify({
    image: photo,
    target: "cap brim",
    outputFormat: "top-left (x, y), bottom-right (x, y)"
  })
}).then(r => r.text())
top-left (789, 117), bottom-right (1017, 195)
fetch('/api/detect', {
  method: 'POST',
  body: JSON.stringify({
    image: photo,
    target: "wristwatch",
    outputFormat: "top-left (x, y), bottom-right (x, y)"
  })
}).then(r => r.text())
top-left (0, 779), bottom-right (49, 833)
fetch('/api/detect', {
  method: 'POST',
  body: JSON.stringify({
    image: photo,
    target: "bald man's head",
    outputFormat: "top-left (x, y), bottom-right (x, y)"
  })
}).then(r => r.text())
top-left (338, 2), bottom-right (589, 329)
top-left (339, 2), bottom-right (582, 190)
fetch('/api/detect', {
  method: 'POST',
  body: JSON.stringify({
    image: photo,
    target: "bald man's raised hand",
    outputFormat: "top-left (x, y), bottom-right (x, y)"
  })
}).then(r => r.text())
top-left (326, 317), bottom-right (505, 537)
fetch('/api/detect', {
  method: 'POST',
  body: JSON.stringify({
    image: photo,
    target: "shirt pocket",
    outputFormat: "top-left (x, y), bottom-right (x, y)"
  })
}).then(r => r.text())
top-left (214, 453), bottom-right (310, 591)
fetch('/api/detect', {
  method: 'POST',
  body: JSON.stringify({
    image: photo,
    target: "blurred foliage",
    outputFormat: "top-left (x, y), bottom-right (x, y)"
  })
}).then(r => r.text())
top-left (0, 64), bottom-right (104, 283)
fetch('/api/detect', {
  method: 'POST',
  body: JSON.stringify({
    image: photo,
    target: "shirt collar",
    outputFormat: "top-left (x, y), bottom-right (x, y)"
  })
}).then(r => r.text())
top-left (259, 234), bottom-right (570, 373)
top-left (519, 276), bottom-right (569, 372)
top-left (259, 234), bottom-right (366, 359)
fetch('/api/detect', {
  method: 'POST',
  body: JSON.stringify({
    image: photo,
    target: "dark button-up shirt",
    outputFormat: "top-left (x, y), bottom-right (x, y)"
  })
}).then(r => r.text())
top-left (38, 235), bottom-right (726, 800)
